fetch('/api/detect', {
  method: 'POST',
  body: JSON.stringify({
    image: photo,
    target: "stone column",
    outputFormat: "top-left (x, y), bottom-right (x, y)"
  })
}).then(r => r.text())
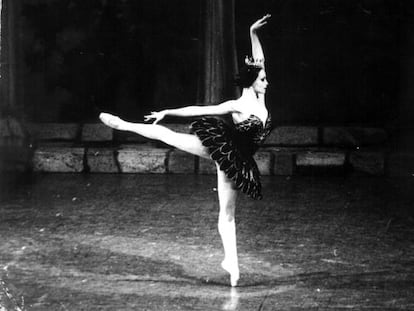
top-left (197, 0), bottom-right (239, 105)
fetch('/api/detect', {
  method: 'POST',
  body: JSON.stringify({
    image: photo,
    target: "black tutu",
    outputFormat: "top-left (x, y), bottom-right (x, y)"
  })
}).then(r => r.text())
top-left (191, 115), bottom-right (272, 200)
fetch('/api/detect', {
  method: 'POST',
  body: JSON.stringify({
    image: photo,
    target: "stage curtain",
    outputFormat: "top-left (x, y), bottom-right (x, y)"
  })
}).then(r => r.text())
top-left (0, 0), bottom-right (22, 118)
top-left (197, 0), bottom-right (240, 105)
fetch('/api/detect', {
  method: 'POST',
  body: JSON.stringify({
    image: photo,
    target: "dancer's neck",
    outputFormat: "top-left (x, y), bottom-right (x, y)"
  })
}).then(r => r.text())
top-left (241, 87), bottom-right (257, 99)
top-left (240, 87), bottom-right (264, 105)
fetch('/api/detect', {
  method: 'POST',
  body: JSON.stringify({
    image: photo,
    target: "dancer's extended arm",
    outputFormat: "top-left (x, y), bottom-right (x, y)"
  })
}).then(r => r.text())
top-left (249, 14), bottom-right (271, 65)
top-left (144, 101), bottom-right (239, 124)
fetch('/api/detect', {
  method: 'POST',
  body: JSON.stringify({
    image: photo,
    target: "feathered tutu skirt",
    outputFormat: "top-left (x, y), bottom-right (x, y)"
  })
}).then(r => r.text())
top-left (191, 117), bottom-right (262, 200)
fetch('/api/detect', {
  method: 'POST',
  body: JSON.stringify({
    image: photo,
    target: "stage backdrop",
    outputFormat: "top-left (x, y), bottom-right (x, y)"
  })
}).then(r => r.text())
top-left (2, 0), bottom-right (414, 127)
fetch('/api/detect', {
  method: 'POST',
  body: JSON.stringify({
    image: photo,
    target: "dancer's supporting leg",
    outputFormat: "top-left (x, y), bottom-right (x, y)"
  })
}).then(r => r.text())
top-left (100, 112), bottom-right (240, 286)
top-left (99, 113), bottom-right (210, 158)
top-left (216, 163), bottom-right (239, 287)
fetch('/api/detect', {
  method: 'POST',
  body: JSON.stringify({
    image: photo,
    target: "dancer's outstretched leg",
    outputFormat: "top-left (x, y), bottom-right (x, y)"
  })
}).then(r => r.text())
top-left (99, 113), bottom-right (210, 159)
top-left (216, 164), bottom-right (239, 287)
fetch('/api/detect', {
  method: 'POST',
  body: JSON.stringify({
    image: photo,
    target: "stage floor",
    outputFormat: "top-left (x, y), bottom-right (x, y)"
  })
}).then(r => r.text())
top-left (1, 174), bottom-right (413, 310)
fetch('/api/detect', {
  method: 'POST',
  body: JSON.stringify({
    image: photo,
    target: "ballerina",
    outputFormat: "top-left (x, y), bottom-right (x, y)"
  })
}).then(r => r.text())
top-left (100, 14), bottom-right (272, 286)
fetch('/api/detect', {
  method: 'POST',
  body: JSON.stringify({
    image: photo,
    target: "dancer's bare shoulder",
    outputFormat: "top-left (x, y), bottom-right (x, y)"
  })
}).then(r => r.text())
top-left (217, 100), bottom-right (241, 114)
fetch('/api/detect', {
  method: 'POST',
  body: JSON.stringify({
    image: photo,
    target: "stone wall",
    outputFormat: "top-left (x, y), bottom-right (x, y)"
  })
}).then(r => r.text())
top-left (25, 122), bottom-right (409, 177)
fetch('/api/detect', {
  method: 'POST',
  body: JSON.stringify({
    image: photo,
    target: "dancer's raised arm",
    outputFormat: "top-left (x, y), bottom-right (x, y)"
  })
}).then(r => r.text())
top-left (144, 100), bottom-right (239, 124)
top-left (249, 14), bottom-right (271, 65)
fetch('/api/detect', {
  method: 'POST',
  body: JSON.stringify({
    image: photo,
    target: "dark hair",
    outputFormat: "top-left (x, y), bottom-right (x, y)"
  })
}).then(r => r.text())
top-left (234, 64), bottom-right (262, 88)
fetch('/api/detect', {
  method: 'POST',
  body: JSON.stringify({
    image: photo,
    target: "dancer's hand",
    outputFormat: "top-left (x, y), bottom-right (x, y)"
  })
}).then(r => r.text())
top-left (144, 110), bottom-right (167, 124)
top-left (250, 14), bottom-right (271, 33)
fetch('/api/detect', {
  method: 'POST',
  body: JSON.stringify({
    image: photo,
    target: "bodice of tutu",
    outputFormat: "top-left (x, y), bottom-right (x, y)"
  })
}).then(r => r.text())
top-left (232, 114), bottom-right (273, 154)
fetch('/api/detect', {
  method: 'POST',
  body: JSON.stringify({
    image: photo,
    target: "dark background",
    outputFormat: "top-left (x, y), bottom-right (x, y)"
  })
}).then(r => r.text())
top-left (18, 0), bottom-right (414, 127)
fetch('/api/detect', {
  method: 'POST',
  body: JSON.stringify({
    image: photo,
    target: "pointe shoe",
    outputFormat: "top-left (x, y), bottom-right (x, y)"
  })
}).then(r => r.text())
top-left (221, 260), bottom-right (240, 287)
top-left (230, 273), bottom-right (239, 287)
top-left (99, 113), bottom-right (124, 130)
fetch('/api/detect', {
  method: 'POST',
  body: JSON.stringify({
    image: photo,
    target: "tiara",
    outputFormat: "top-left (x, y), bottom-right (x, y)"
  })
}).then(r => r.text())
top-left (244, 56), bottom-right (264, 68)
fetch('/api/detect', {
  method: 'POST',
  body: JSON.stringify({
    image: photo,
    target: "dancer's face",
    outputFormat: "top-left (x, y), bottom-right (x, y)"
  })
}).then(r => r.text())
top-left (252, 69), bottom-right (268, 94)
